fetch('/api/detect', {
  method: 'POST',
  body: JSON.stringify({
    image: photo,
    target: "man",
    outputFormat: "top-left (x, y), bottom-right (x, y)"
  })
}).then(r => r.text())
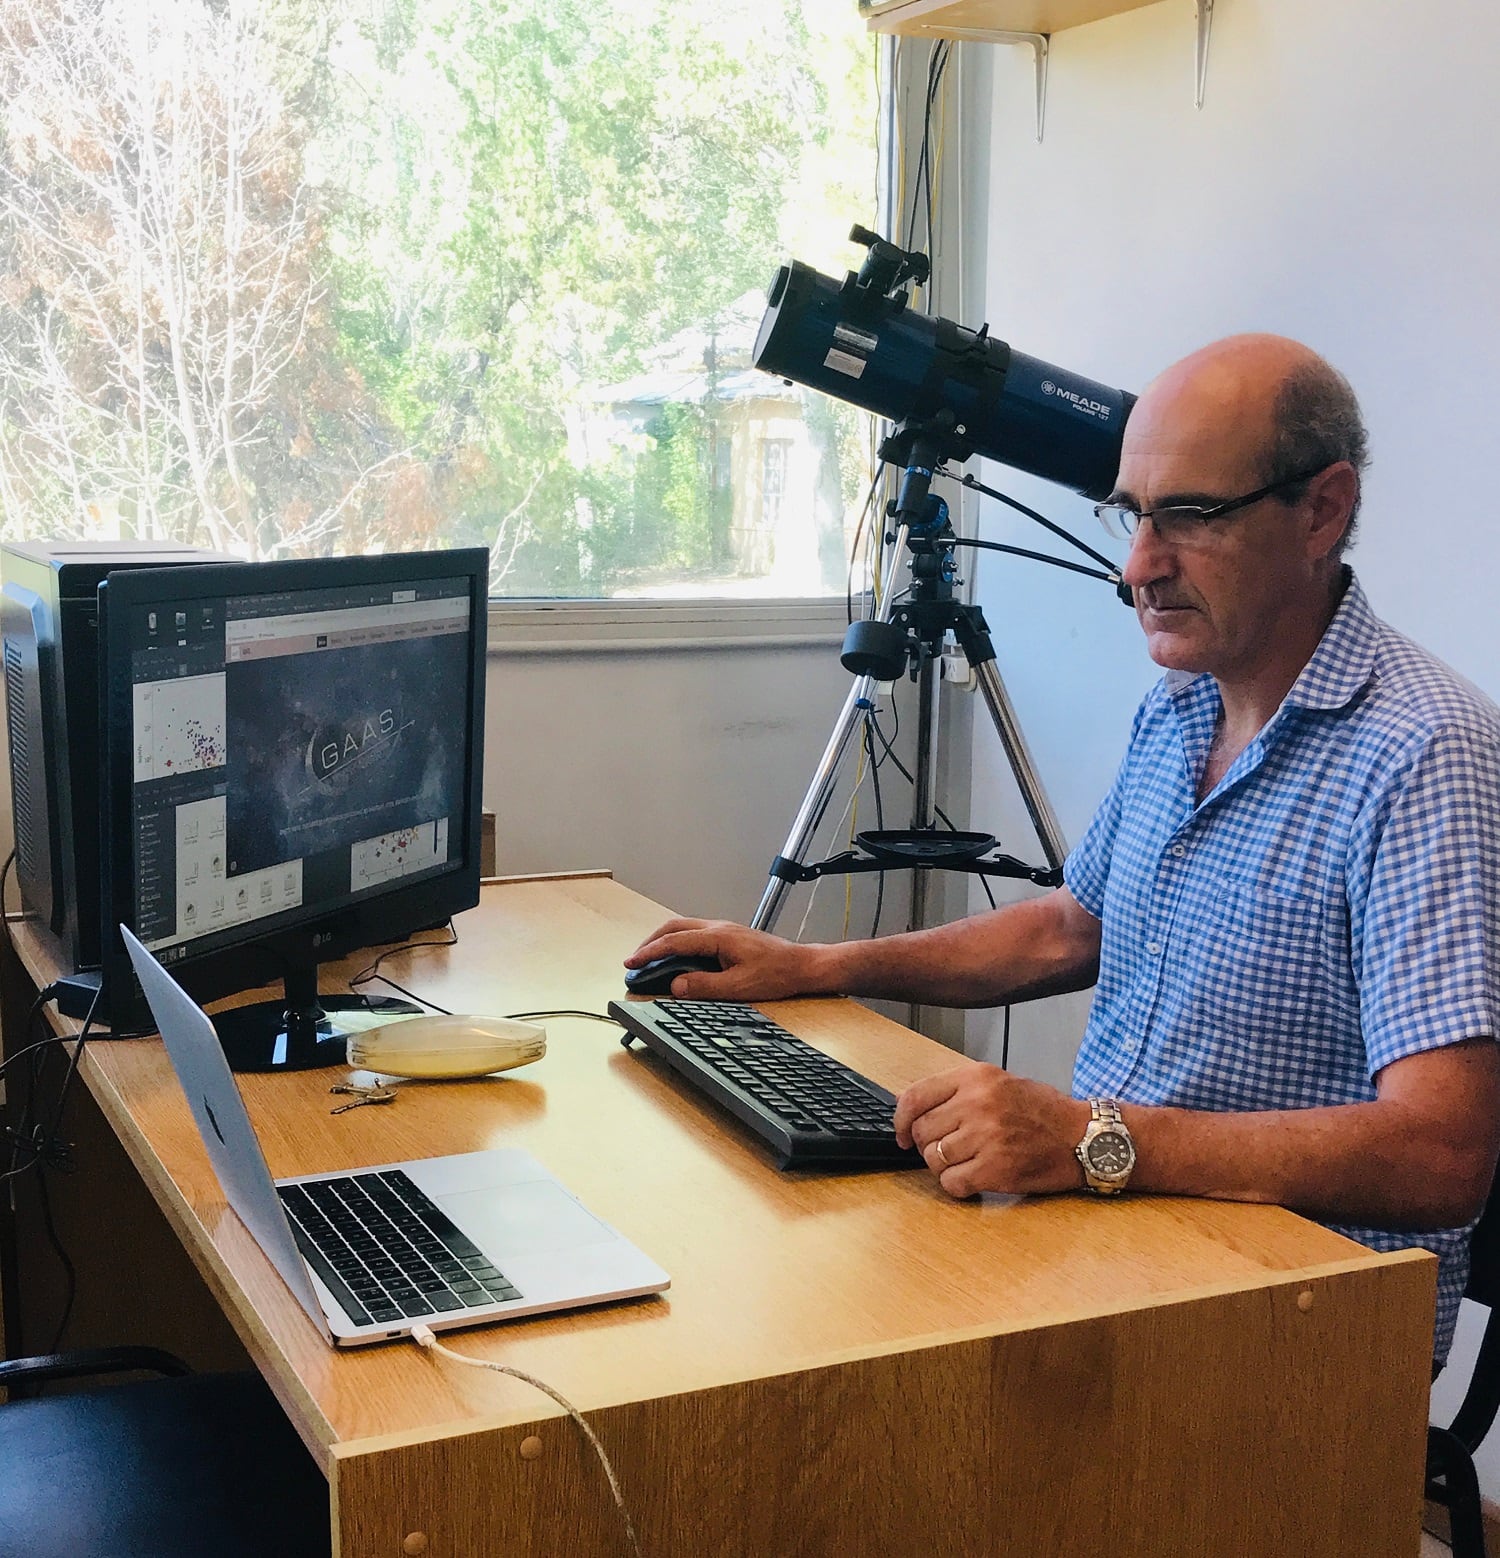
top-left (626, 334), bottom-right (1500, 1367)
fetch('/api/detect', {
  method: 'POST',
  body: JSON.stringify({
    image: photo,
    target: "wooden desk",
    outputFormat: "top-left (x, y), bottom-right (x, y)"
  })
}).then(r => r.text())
top-left (4, 874), bottom-right (1433, 1556)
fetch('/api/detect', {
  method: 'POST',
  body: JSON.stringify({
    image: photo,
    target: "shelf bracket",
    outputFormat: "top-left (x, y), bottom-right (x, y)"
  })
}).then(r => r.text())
top-left (1194, 0), bottom-right (1214, 109)
top-left (923, 28), bottom-right (1049, 142)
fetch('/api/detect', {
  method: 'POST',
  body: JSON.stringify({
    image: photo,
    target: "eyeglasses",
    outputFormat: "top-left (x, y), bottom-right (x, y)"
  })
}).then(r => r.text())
top-left (1094, 464), bottom-right (1330, 548)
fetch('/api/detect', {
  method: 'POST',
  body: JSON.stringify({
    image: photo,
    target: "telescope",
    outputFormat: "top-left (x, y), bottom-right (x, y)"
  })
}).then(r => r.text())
top-left (753, 225), bottom-right (1134, 501)
top-left (745, 226), bottom-right (1136, 946)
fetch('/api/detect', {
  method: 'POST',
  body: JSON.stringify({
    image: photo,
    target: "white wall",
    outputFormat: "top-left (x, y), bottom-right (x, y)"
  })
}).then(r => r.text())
top-left (481, 607), bottom-right (972, 1041)
top-left (952, 0), bottom-right (1500, 1489)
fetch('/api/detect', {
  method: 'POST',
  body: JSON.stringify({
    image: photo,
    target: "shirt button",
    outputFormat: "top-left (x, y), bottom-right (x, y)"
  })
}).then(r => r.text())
top-left (1146, 941), bottom-right (1162, 956)
top-left (1170, 843), bottom-right (1187, 858)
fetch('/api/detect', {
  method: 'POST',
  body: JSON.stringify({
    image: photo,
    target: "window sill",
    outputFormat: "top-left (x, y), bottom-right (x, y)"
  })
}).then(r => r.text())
top-left (486, 597), bottom-right (859, 655)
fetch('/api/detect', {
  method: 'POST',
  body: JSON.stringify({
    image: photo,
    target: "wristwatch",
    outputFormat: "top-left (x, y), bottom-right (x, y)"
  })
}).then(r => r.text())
top-left (1075, 1098), bottom-right (1136, 1195)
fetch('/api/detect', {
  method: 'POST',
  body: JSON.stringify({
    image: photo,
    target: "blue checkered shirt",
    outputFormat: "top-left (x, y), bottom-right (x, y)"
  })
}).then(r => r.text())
top-left (1065, 573), bottom-right (1500, 1364)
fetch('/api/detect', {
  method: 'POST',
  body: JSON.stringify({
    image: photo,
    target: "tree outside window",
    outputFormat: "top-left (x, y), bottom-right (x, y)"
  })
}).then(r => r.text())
top-left (0, 0), bottom-right (879, 597)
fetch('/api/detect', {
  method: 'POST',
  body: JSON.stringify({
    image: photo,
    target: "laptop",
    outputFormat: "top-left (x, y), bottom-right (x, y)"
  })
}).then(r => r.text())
top-left (122, 927), bottom-right (670, 1347)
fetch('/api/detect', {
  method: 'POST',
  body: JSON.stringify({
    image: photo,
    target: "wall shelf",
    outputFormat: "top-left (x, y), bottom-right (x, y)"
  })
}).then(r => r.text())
top-left (864, 0), bottom-right (1217, 138)
top-left (861, 0), bottom-right (1161, 38)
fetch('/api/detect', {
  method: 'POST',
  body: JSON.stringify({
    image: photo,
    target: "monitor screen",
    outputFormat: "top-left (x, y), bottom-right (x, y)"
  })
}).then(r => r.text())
top-left (100, 549), bottom-right (489, 1068)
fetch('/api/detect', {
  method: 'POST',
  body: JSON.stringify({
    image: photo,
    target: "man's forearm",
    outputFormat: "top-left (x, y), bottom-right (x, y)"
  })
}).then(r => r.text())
top-left (804, 892), bottom-right (1101, 1008)
top-left (1125, 1089), bottom-right (1495, 1230)
top-left (898, 1038), bottom-right (1500, 1230)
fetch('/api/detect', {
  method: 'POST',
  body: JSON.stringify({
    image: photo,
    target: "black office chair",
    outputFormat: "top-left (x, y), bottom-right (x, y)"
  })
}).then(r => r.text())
top-left (0, 1345), bottom-right (331, 1558)
top-left (1428, 1180), bottom-right (1500, 1558)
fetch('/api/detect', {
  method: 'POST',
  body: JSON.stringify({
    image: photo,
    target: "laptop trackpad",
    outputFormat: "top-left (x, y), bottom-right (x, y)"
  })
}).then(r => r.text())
top-left (439, 1181), bottom-right (616, 1257)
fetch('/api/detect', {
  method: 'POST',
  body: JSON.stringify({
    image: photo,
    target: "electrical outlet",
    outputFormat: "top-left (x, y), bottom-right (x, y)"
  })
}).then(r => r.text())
top-left (940, 649), bottom-right (975, 690)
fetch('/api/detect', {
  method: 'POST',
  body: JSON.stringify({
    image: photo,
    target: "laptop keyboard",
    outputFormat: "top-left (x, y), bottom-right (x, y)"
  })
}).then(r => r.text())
top-left (278, 1168), bottom-right (522, 1329)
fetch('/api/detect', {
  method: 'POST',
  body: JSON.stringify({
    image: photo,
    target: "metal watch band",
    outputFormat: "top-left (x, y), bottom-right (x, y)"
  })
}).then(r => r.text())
top-left (1078, 1096), bottom-right (1134, 1196)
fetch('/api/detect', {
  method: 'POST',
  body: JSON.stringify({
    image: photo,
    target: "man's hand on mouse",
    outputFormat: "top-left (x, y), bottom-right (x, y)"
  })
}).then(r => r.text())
top-left (625, 918), bottom-right (828, 1002)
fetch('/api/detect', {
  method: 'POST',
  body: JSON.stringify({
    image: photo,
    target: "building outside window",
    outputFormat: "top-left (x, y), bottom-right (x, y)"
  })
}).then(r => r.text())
top-left (0, 0), bottom-right (882, 599)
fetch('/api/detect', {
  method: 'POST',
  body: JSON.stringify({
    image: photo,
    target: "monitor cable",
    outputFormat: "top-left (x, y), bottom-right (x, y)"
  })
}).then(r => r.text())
top-left (505, 1010), bottom-right (617, 1026)
top-left (348, 924), bottom-right (461, 1012)
top-left (2, 979), bottom-right (72, 1183)
top-left (0, 848), bottom-right (16, 960)
top-left (348, 923), bottom-right (459, 990)
top-left (2, 978), bottom-right (100, 1351)
top-left (409, 1322), bottom-right (644, 1558)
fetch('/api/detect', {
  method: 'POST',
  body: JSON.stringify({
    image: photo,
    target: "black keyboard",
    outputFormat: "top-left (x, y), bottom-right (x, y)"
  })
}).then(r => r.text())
top-left (610, 998), bottom-right (922, 1170)
top-left (278, 1168), bottom-right (522, 1329)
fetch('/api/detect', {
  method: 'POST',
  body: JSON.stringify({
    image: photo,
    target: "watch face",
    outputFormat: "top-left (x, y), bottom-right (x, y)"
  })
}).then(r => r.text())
top-left (1086, 1129), bottom-right (1133, 1176)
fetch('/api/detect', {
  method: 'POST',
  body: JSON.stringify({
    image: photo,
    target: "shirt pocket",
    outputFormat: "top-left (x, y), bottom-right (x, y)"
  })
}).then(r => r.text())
top-left (1191, 873), bottom-right (1348, 1038)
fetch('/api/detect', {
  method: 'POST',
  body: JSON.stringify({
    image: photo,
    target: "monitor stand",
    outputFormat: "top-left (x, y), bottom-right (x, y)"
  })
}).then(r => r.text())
top-left (212, 963), bottom-right (420, 1073)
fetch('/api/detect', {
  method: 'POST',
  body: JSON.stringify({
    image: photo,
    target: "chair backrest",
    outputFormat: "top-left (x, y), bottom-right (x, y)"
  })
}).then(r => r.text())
top-left (1466, 1167), bottom-right (1500, 1311)
top-left (1444, 1167), bottom-right (1500, 1456)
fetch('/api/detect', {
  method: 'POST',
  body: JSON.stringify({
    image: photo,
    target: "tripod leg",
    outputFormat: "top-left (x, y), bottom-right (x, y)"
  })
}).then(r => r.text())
top-left (950, 606), bottom-right (1068, 874)
top-left (970, 657), bottom-right (1068, 873)
top-left (751, 675), bottom-right (877, 932)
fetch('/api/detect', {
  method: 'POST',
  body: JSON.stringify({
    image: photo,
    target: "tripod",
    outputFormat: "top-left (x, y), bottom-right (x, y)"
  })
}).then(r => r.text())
top-left (751, 419), bottom-right (1071, 937)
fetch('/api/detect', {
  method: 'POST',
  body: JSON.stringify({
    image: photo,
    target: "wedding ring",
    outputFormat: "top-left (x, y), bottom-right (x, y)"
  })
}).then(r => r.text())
top-left (933, 1136), bottom-right (952, 1169)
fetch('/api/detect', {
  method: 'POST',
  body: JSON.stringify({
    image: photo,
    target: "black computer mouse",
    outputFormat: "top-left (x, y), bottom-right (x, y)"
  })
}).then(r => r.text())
top-left (623, 953), bottom-right (723, 996)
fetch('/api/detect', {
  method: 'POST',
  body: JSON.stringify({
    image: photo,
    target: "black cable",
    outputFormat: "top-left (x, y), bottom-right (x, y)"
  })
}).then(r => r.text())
top-left (865, 708), bottom-right (999, 912)
top-left (37, 1166), bottom-right (76, 1352)
top-left (950, 536), bottom-right (1119, 587)
top-left (866, 709), bottom-right (962, 830)
top-left (359, 974), bottom-right (453, 1016)
top-left (956, 473), bottom-right (1120, 572)
top-left (505, 1010), bottom-right (617, 1025)
top-left (2, 982), bottom-right (68, 1186)
top-left (348, 922), bottom-right (458, 989)
top-left (1001, 1004), bottom-right (1012, 1070)
top-left (864, 714), bottom-right (886, 939)
top-left (907, 41), bottom-right (951, 259)
top-left (0, 979), bottom-right (94, 1351)
top-left (0, 848), bottom-right (16, 959)
top-left (0, 1026), bottom-right (75, 1086)
top-left (4, 985), bottom-right (96, 1186)
top-left (924, 43), bottom-right (951, 257)
top-left (45, 984), bottom-right (101, 1156)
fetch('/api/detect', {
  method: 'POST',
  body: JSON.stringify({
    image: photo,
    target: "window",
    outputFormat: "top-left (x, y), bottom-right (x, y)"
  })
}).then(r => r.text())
top-left (0, 0), bottom-right (882, 599)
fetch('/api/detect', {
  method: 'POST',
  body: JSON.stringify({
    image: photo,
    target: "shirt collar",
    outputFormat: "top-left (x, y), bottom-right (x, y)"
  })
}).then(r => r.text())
top-left (1163, 567), bottom-right (1376, 715)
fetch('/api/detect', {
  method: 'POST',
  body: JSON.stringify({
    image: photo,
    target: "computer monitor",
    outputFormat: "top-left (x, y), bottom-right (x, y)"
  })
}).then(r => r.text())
top-left (99, 548), bottom-right (489, 1071)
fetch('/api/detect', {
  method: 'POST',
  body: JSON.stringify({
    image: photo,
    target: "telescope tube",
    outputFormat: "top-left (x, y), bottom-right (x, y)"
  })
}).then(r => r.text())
top-left (753, 260), bottom-right (1135, 502)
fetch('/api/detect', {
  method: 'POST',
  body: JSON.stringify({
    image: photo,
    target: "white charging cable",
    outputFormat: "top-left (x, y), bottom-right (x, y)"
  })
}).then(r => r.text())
top-left (409, 1323), bottom-right (642, 1557)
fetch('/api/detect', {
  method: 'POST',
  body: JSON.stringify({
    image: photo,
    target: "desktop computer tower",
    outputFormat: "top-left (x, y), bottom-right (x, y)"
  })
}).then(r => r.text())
top-left (1, 540), bottom-right (232, 984)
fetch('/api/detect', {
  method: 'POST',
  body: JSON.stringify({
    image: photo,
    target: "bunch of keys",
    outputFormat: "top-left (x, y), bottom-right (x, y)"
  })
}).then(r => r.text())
top-left (329, 1082), bottom-right (398, 1115)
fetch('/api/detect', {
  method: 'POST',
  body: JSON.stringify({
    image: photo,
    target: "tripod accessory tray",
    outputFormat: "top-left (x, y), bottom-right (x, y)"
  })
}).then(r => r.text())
top-left (856, 829), bottom-right (995, 866)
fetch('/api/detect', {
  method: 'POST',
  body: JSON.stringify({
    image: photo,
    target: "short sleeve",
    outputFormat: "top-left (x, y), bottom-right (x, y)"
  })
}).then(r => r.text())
top-left (1350, 725), bottom-right (1500, 1075)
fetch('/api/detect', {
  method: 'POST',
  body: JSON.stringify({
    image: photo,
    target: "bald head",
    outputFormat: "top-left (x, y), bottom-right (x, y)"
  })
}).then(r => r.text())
top-left (1126, 334), bottom-right (1369, 552)
top-left (1146, 333), bottom-right (1328, 408)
